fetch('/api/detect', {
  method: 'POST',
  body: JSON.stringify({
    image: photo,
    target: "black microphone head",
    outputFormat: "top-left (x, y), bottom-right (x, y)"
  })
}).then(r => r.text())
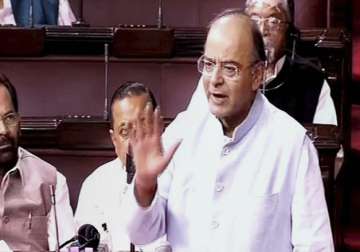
top-left (77, 224), bottom-right (100, 250)
top-left (126, 152), bottom-right (136, 184)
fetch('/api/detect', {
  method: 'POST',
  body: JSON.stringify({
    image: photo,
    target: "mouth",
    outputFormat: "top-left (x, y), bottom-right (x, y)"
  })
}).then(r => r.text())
top-left (209, 93), bottom-right (228, 105)
top-left (0, 142), bottom-right (13, 152)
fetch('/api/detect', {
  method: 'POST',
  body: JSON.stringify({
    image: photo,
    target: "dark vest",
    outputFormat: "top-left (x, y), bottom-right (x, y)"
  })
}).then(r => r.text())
top-left (10, 0), bottom-right (59, 26)
top-left (0, 148), bottom-right (57, 251)
top-left (264, 56), bottom-right (325, 124)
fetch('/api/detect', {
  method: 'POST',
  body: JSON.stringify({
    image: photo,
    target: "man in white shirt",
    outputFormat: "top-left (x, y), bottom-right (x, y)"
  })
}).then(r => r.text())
top-left (0, 73), bottom-right (75, 251)
top-left (0, 0), bottom-right (75, 26)
top-left (122, 10), bottom-right (334, 252)
top-left (75, 82), bottom-right (164, 252)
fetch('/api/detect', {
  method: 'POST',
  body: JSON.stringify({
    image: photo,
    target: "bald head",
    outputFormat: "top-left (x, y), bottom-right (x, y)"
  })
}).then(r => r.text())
top-left (207, 10), bottom-right (265, 64)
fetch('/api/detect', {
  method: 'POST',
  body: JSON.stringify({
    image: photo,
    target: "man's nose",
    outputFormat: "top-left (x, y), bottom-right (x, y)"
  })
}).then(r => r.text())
top-left (209, 66), bottom-right (224, 86)
top-left (0, 120), bottom-right (8, 134)
top-left (258, 21), bottom-right (269, 36)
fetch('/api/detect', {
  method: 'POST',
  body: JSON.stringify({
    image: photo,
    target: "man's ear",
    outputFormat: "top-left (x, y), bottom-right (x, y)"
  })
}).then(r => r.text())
top-left (251, 62), bottom-right (265, 91)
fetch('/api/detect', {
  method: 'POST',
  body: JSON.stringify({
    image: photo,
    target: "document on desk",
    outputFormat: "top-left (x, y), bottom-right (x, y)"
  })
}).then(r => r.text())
top-left (0, 240), bottom-right (12, 251)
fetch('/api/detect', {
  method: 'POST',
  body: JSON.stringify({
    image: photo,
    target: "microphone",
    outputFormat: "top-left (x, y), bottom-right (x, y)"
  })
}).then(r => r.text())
top-left (62, 224), bottom-right (100, 251)
top-left (77, 224), bottom-right (101, 250)
top-left (126, 149), bottom-right (136, 184)
top-left (59, 235), bottom-right (78, 249)
top-left (50, 185), bottom-right (60, 252)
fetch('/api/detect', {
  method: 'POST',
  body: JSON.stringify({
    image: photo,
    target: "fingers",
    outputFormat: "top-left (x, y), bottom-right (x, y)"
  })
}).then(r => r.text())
top-left (154, 107), bottom-right (164, 138)
top-left (129, 105), bottom-right (163, 153)
top-left (144, 102), bottom-right (154, 136)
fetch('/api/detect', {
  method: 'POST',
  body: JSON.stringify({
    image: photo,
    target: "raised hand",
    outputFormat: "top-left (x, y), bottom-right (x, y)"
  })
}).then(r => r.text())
top-left (129, 103), bottom-right (180, 206)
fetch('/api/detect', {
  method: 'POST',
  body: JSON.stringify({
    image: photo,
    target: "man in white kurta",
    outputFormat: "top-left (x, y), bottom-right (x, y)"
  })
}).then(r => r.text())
top-left (75, 158), bottom-right (163, 252)
top-left (75, 82), bottom-right (164, 252)
top-left (122, 10), bottom-right (334, 252)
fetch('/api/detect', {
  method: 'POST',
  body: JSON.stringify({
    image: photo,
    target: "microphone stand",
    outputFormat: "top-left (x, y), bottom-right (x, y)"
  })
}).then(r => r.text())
top-left (262, 49), bottom-right (269, 94)
top-left (157, 0), bottom-right (163, 29)
top-left (50, 185), bottom-right (60, 252)
top-left (103, 43), bottom-right (109, 120)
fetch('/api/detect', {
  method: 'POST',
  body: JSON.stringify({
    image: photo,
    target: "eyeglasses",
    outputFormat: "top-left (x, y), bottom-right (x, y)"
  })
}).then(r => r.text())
top-left (0, 112), bottom-right (19, 128)
top-left (197, 55), bottom-right (254, 81)
top-left (250, 16), bottom-right (288, 31)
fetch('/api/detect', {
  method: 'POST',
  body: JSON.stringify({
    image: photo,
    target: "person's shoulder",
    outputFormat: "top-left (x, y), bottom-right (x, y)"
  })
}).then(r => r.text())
top-left (19, 147), bottom-right (57, 170)
top-left (83, 158), bottom-right (122, 185)
top-left (164, 111), bottom-right (189, 135)
top-left (162, 111), bottom-right (192, 149)
top-left (19, 147), bottom-right (58, 183)
top-left (263, 98), bottom-right (307, 139)
top-left (290, 54), bottom-right (325, 77)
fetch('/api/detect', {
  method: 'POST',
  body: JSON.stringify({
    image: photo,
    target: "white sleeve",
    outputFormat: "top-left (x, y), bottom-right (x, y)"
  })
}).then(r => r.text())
top-left (291, 137), bottom-right (334, 251)
top-left (313, 80), bottom-right (337, 125)
top-left (48, 172), bottom-right (76, 251)
top-left (123, 164), bottom-right (175, 246)
top-left (123, 183), bottom-right (167, 245)
top-left (162, 77), bottom-right (208, 150)
top-left (57, 0), bottom-right (76, 25)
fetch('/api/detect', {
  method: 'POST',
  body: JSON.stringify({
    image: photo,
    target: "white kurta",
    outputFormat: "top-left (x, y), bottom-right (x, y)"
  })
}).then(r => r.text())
top-left (123, 92), bottom-right (334, 252)
top-left (75, 158), bottom-right (164, 252)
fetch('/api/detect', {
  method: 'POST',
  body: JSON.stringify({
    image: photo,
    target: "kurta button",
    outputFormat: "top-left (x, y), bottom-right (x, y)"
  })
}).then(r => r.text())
top-left (216, 184), bottom-right (224, 192)
top-left (211, 220), bottom-right (219, 229)
top-left (3, 216), bottom-right (9, 224)
top-left (223, 147), bottom-right (230, 156)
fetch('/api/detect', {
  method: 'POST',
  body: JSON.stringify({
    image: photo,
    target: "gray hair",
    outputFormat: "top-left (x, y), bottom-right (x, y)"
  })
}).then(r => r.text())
top-left (245, 0), bottom-right (294, 22)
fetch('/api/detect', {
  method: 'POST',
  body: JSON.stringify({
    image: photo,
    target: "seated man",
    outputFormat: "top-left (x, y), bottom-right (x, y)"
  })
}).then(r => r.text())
top-left (0, 0), bottom-right (75, 26)
top-left (122, 10), bottom-right (333, 251)
top-left (245, 0), bottom-right (337, 125)
top-left (75, 82), bottom-right (164, 251)
top-left (0, 73), bottom-right (75, 251)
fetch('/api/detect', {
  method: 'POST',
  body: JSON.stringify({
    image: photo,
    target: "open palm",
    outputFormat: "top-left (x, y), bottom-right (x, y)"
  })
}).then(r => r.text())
top-left (130, 105), bottom-right (180, 190)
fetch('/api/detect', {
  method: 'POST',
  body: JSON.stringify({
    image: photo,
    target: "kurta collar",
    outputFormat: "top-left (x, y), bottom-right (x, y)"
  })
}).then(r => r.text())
top-left (1, 147), bottom-right (25, 186)
top-left (264, 55), bottom-right (286, 85)
top-left (224, 91), bottom-right (265, 143)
